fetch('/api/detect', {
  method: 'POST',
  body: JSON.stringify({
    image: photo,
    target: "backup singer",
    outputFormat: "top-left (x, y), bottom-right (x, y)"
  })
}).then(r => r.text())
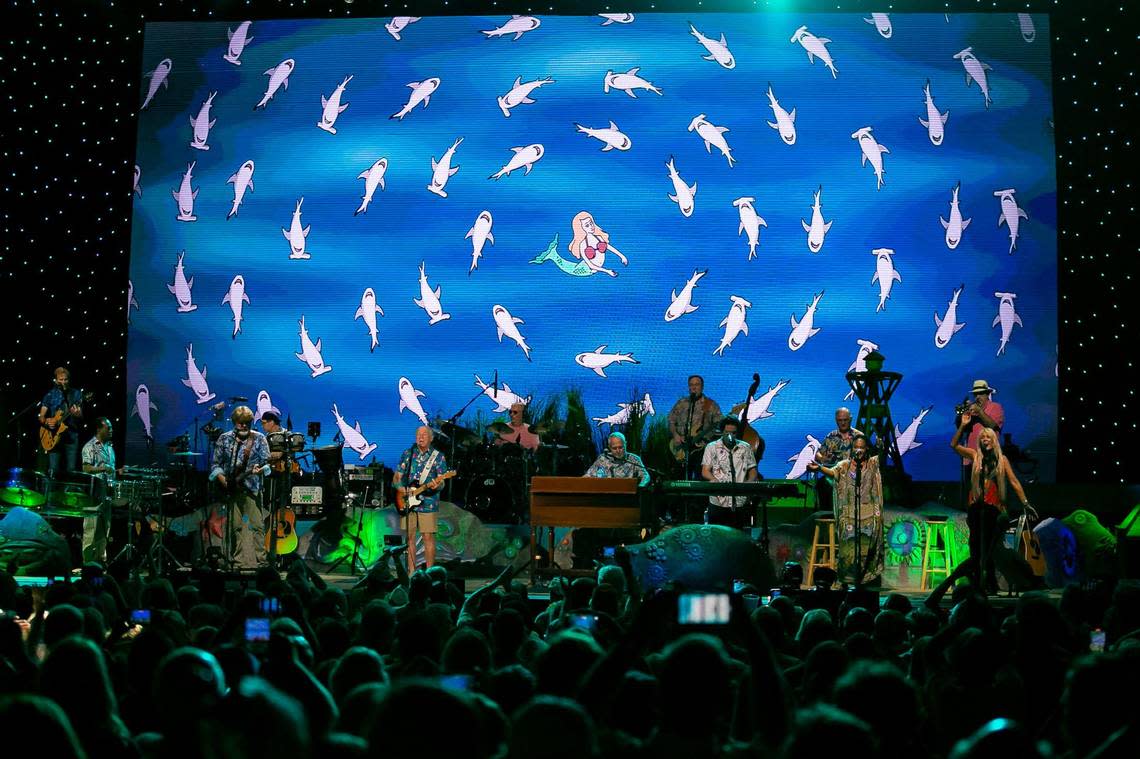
top-left (808, 434), bottom-right (884, 586)
top-left (39, 366), bottom-right (84, 476)
top-left (394, 426), bottom-right (449, 575)
top-left (958, 379), bottom-right (1004, 508)
top-left (209, 406), bottom-right (270, 569)
top-left (584, 431), bottom-right (650, 487)
top-left (701, 417), bottom-right (757, 530)
top-left (80, 417), bottom-right (120, 563)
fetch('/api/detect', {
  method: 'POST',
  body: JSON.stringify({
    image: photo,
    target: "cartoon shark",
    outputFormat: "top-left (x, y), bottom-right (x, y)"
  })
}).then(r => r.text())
top-left (733, 197), bottom-right (767, 260)
top-left (221, 274), bottom-right (249, 338)
top-left (800, 186), bottom-right (833, 253)
top-left (181, 343), bottom-right (216, 404)
top-left (281, 197), bottom-right (311, 260)
top-left (140, 58), bottom-right (172, 111)
top-left (714, 295), bottom-right (751, 356)
top-left (666, 157), bottom-right (697, 218)
top-left (665, 269), bottom-right (707, 322)
top-left (790, 25), bottom-right (839, 78)
top-left (391, 77), bottom-right (440, 120)
top-left (497, 75), bottom-right (554, 118)
top-left (603, 67), bottom-right (662, 98)
top-left (482, 15), bottom-right (541, 41)
top-left (398, 377), bottom-right (430, 426)
top-left (575, 346), bottom-right (639, 378)
top-left (427, 136), bottom-right (462, 197)
top-left (474, 375), bottom-right (531, 412)
top-left (871, 248), bottom-right (901, 312)
top-left (295, 315), bottom-right (332, 377)
top-left (331, 403), bottom-right (378, 460)
top-left (845, 339), bottom-right (880, 400)
top-left (166, 251), bottom-right (196, 312)
top-left (895, 406), bottom-right (933, 455)
top-left (765, 84), bottom-right (797, 145)
top-left (385, 16), bottom-right (421, 41)
top-left (414, 261), bottom-right (451, 324)
top-left (1017, 13), bottom-right (1036, 43)
top-left (918, 80), bottom-right (950, 146)
top-left (490, 144), bottom-right (544, 180)
top-left (255, 391), bottom-right (281, 420)
top-left (598, 13), bottom-right (634, 25)
top-left (688, 23), bottom-right (735, 69)
top-left (934, 284), bottom-right (967, 348)
top-left (530, 235), bottom-right (597, 278)
top-left (864, 13), bottom-right (892, 38)
top-left (189, 91), bottom-right (217, 150)
top-left (354, 287), bottom-right (385, 352)
top-left (994, 188), bottom-right (1029, 254)
top-left (789, 291), bottom-right (824, 351)
top-left (226, 160), bottom-right (255, 220)
top-left (940, 182), bottom-right (972, 249)
top-left (172, 161), bottom-right (198, 222)
top-left (133, 165), bottom-right (142, 198)
top-left (992, 292), bottom-right (1023, 356)
top-left (127, 280), bottom-right (139, 323)
top-left (317, 74), bottom-right (352, 135)
top-left (224, 21), bottom-right (253, 65)
top-left (592, 393), bottom-right (655, 426)
top-left (687, 114), bottom-right (735, 167)
top-left (255, 59), bottom-right (295, 110)
top-left (739, 380), bottom-right (791, 423)
top-left (575, 121), bottom-right (632, 152)
top-left (953, 47), bottom-right (993, 109)
top-left (354, 157), bottom-right (387, 216)
top-left (786, 435), bottom-right (822, 479)
top-left (466, 211), bottom-right (495, 274)
top-left (852, 127), bottom-right (890, 190)
top-left (131, 384), bottom-right (158, 439)
top-left (492, 305), bottom-right (531, 360)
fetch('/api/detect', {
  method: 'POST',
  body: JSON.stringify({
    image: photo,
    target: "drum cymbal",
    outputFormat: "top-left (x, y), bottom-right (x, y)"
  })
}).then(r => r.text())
top-left (171, 451), bottom-right (204, 457)
top-left (488, 421), bottom-right (514, 435)
top-left (439, 421), bottom-right (478, 446)
top-left (50, 491), bottom-right (93, 509)
top-left (0, 486), bottom-right (46, 507)
top-left (539, 442), bottom-right (569, 450)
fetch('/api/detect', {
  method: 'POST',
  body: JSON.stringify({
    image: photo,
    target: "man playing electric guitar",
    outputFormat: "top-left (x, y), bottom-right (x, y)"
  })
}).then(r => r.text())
top-left (667, 375), bottom-right (723, 479)
top-left (39, 366), bottom-right (87, 476)
top-left (394, 426), bottom-right (450, 576)
top-left (209, 406), bottom-right (271, 569)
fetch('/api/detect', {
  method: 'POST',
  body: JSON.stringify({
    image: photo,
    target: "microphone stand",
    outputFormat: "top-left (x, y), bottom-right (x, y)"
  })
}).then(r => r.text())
top-left (6, 398), bottom-right (42, 468)
top-left (443, 372), bottom-right (494, 501)
top-left (683, 395), bottom-right (697, 478)
top-left (853, 454), bottom-right (863, 590)
top-left (726, 436), bottom-right (739, 526)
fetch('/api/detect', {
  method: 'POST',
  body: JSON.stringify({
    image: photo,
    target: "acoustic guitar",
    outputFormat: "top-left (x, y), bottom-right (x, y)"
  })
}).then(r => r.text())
top-left (1016, 511), bottom-right (1046, 576)
top-left (265, 507), bottom-right (298, 554)
top-left (395, 471), bottom-right (456, 515)
top-left (667, 429), bottom-right (719, 463)
top-left (39, 391), bottom-right (94, 452)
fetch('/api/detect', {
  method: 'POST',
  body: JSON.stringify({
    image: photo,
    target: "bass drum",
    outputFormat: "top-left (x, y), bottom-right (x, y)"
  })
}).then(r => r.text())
top-left (463, 474), bottom-right (519, 524)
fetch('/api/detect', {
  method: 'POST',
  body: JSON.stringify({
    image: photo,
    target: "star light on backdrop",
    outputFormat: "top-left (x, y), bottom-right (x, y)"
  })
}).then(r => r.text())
top-left (0, 0), bottom-right (1134, 484)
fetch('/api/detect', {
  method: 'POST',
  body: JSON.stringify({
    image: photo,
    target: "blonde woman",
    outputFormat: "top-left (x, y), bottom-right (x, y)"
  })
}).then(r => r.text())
top-left (568, 211), bottom-right (628, 277)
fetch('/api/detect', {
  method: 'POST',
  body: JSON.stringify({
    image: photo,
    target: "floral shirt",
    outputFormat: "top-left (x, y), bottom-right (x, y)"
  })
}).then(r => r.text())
top-left (585, 452), bottom-right (649, 487)
top-left (668, 395), bottom-right (723, 441)
top-left (701, 439), bottom-right (757, 509)
top-left (396, 447), bottom-right (449, 512)
top-left (816, 428), bottom-right (863, 468)
top-left (81, 436), bottom-right (116, 484)
top-left (210, 430), bottom-right (270, 495)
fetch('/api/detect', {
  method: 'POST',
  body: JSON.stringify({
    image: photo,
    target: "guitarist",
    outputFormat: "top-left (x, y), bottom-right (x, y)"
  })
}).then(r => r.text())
top-left (209, 406), bottom-right (271, 569)
top-left (393, 426), bottom-right (449, 575)
top-left (813, 407), bottom-right (862, 512)
top-left (667, 375), bottom-right (722, 479)
top-left (39, 367), bottom-right (84, 476)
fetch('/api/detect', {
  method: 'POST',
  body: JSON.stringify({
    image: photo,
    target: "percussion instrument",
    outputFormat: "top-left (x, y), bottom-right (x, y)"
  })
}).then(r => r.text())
top-left (463, 474), bottom-right (519, 523)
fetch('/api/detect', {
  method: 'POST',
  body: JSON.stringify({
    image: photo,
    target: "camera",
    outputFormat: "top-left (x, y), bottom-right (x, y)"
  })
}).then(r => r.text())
top-left (678, 593), bottom-right (731, 625)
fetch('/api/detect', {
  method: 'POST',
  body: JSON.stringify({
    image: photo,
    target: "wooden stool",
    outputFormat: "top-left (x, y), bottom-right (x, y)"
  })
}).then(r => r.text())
top-left (806, 517), bottom-right (837, 587)
top-left (920, 515), bottom-right (952, 590)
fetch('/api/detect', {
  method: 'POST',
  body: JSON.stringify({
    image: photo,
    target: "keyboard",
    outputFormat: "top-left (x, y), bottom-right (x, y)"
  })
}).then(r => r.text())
top-left (661, 480), bottom-right (802, 498)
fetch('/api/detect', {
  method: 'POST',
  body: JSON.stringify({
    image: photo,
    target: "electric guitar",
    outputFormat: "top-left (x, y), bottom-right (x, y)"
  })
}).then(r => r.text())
top-left (265, 507), bottom-right (298, 555)
top-left (395, 471), bottom-right (456, 515)
top-left (667, 429), bottom-right (719, 462)
top-left (39, 391), bottom-right (94, 452)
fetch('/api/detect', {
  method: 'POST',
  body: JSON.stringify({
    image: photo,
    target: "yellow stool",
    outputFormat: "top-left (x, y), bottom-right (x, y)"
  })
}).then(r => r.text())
top-left (920, 516), bottom-right (953, 590)
top-left (806, 517), bottom-right (837, 587)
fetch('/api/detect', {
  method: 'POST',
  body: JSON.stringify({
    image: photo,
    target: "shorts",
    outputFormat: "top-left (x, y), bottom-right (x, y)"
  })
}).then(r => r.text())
top-left (403, 509), bottom-right (438, 534)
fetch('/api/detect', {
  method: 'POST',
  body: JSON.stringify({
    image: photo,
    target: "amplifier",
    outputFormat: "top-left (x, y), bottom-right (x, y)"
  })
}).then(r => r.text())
top-left (291, 486), bottom-right (323, 506)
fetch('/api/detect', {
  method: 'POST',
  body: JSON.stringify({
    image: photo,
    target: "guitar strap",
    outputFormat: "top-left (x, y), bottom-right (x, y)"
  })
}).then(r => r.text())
top-left (418, 449), bottom-right (440, 484)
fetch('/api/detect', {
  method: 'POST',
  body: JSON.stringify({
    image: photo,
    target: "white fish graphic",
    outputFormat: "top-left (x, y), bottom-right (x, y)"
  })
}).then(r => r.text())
top-left (592, 393), bottom-right (655, 427)
top-left (385, 16), bottom-right (421, 41)
top-left (481, 15), bottom-right (541, 41)
top-left (934, 284), bottom-right (967, 348)
top-left (295, 315), bottom-right (332, 377)
top-left (1016, 13), bottom-right (1036, 43)
top-left (474, 374), bottom-right (531, 412)
top-left (575, 121), bottom-right (632, 152)
top-left (255, 391), bottom-right (281, 420)
top-left (845, 339), bottom-right (880, 400)
top-left (940, 182), bottom-right (972, 249)
top-left (666, 156), bottom-right (697, 218)
top-left (427, 136), bottom-right (462, 198)
top-left (282, 197), bottom-right (311, 260)
top-left (603, 67), bottom-right (662, 98)
top-left (221, 274), bottom-right (250, 338)
top-left (800, 186), bottom-right (833, 253)
top-left (127, 280), bottom-right (139, 324)
top-left (490, 144), bottom-right (545, 180)
top-left (492, 304), bottom-right (531, 361)
top-left (398, 377), bottom-right (430, 426)
top-left (172, 161), bottom-right (199, 222)
top-left (354, 288), bottom-right (385, 352)
top-left (864, 13), bottom-right (892, 38)
top-left (765, 84), bottom-right (797, 146)
top-left (852, 126), bottom-right (890, 190)
top-left (166, 251), bottom-right (197, 313)
top-left (687, 114), bottom-right (735, 167)
top-left (786, 435), bottom-right (822, 479)
top-left (466, 211), bottom-right (495, 274)
top-left (189, 91), bottom-right (217, 150)
top-left (140, 58), bottom-right (172, 111)
top-left (354, 158), bottom-right (388, 216)
top-left (714, 295), bottom-right (752, 356)
top-left (331, 403), bottom-right (378, 460)
top-left (131, 384), bottom-right (158, 440)
top-left (181, 343), bottom-right (216, 404)
top-left (317, 74), bottom-right (352, 135)
top-left (789, 291), bottom-right (824, 351)
top-left (255, 59), bottom-right (295, 110)
top-left (739, 380), bottom-right (791, 423)
top-left (224, 21), bottom-right (253, 65)
top-left (895, 406), bottom-right (933, 455)
top-left (575, 345), bottom-right (639, 378)
top-left (733, 197), bottom-right (767, 260)
top-left (413, 261), bottom-right (451, 324)
top-left (994, 188), bottom-right (1029, 254)
top-left (391, 77), bottom-right (440, 120)
top-left (689, 23), bottom-right (735, 69)
top-left (133, 165), bottom-right (142, 198)
top-left (226, 160), bottom-right (255, 220)
top-left (665, 268), bottom-right (707, 322)
top-left (790, 25), bottom-right (839, 78)
top-left (599, 13), bottom-right (634, 25)
top-left (953, 47), bottom-right (993, 109)
top-left (497, 75), bottom-right (554, 118)
top-left (992, 291), bottom-right (1023, 356)
top-left (918, 80), bottom-right (950, 146)
top-left (871, 248), bottom-right (901, 312)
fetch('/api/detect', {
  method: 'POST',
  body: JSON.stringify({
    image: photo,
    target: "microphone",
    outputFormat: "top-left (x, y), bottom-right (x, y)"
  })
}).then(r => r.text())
top-left (492, 370), bottom-right (498, 395)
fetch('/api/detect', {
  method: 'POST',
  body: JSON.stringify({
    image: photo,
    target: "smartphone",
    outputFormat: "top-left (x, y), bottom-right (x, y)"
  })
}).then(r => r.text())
top-left (440, 674), bottom-right (473, 693)
top-left (732, 579), bottom-right (746, 594)
top-left (761, 596), bottom-right (771, 606)
top-left (259, 597), bottom-right (280, 616)
top-left (245, 617), bottom-right (271, 642)
top-left (678, 593), bottom-right (731, 625)
top-left (130, 609), bottom-right (151, 625)
top-left (568, 612), bottom-right (598, 632)
top-left (603, 546), bottom-right (615, 559)
top-left (1090, 628), bottom-right (1105, 653)
top-left (769, 588), bottom-right (782, 599)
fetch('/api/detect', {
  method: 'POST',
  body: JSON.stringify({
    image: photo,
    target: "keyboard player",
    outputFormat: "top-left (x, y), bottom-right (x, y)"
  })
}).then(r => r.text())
top-left (700, 416), bottom-right (758, 530)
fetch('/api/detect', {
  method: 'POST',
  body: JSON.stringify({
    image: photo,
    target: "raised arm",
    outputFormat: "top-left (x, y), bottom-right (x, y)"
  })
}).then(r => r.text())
top-left (950, 414), bottom-right (974, 459)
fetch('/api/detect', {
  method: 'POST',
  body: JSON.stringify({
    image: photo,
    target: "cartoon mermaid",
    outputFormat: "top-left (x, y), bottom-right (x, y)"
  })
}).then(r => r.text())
top-left (569, 211), bottom-right (628, 277)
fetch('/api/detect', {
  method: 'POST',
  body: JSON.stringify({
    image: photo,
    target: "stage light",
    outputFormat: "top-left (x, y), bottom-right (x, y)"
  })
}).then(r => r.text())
top-left (781, 561), bottom-right (803, 588)
top-left (813, 566), bottom-right (837, 590)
